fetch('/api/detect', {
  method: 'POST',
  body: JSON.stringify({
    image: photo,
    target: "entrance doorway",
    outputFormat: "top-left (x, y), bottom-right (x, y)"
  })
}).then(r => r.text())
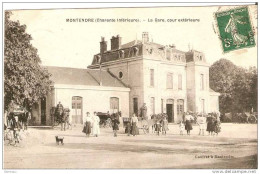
top-left (41, 97), bottom-right (46, 125)
top-left (72, 96), bottom-right (83, 124)
top-left (166, 99), bottom-right (174, 123)
top-left (133, 98), bottom-right (138, 116)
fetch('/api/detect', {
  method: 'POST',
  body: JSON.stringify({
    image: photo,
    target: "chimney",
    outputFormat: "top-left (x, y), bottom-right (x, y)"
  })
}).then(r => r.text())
top-left (169, 44), bottom-right (176, 48)
top-left (100, 37), bottom-right (107, 54)
top-left (142, 32), bottom-right (149, 43)
top-left (110, 35), bottom-right (122, 50)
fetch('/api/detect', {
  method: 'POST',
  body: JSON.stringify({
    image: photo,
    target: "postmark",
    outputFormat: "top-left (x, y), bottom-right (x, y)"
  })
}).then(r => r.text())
top-left (215, 6), bottom-right (255, 53)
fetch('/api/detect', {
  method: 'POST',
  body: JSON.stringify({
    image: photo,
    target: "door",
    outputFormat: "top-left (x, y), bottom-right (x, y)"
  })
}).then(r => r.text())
top-left (133, 98), bottom-right (138, 116)
top-left (166, 104), bottom-right (173, 123)
top-left (166, 99), bottom-right (174, 123)
top-left (72, 96), bottom-right (83, 124)
top-left (41, 97), bottom-right (46, 125)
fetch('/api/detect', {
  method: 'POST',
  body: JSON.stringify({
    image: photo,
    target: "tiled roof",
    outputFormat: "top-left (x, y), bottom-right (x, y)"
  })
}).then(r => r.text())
top-left (121, 40), bottom-right (142, 48)
top-left (44, 66), bottom-right (126, 88)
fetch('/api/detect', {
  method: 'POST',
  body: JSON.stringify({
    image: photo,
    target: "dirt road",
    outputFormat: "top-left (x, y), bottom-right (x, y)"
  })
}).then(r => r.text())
top-left (4, 123), bottom-right (257, 169)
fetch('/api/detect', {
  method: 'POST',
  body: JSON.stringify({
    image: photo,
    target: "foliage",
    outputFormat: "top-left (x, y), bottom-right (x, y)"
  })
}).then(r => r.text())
top-left (209, 58), bottom-right (257, 114)
top-left (4, 11), bottom-right (52, 112)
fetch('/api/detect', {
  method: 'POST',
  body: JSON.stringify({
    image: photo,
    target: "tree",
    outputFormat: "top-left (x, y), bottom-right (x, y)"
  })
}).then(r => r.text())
top-left (4, 11), bottom-right (52, 112)
top-left (209, 59), bottom-right (237, 113)
top-left (209, 58), bottom-right (257, 114)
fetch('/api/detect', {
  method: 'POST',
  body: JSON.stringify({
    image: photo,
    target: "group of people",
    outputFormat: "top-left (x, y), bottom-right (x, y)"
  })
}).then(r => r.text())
top-left (181, 112), bottom-right (221, 136)
top-left (82, 112), bottom-right (101, 137)
top-left (4, 109), bottom-right (31, 146)
top-left (125, 113), bottom-right (139, 136)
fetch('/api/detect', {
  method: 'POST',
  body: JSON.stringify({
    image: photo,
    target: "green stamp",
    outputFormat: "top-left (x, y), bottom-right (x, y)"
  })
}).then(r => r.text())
top-left (215, 7), bottom-right (255, 53)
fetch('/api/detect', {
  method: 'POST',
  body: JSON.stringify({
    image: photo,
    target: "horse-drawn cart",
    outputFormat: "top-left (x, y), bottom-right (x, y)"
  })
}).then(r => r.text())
top-left (50, 107), bottom-right (70, 127)
top-left (97, 112), bottom-right (112, 128)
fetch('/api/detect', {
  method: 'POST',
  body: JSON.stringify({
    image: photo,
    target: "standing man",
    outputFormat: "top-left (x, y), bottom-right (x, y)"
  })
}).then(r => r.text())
top-left (24, 110), bottom-right (31, 130)
top-left (60, 111), bottom-right (67, 131)
top-left (112, 113), bottom-right (120, 137)
top-left (56, 102), bottom-right (64, 119)
top-left (140, 103), bottom-right (147, 120)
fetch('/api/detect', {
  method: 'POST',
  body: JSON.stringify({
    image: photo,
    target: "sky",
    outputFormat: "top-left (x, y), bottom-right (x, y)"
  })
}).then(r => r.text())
top-left (10, 5), bottom-right (257, 69)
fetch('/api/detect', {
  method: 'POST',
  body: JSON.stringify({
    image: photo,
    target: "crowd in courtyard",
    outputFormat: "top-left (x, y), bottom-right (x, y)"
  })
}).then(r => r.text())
top-left (4, 101), bottom-right (222, 147)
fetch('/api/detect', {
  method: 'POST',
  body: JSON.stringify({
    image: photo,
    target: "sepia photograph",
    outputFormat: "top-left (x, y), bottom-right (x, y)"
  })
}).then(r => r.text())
top-left (2, 2), bottom-right (258, 172)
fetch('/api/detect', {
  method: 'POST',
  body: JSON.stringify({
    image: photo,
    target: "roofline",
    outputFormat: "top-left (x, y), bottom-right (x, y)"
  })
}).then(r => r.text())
top-left (52, 84), bottom-right (130, 92)
top-left (88, 56), bottom-right (143, 69)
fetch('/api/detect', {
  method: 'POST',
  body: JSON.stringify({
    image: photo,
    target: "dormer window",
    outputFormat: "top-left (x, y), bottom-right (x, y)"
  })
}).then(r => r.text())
top-left (134, 47), bottom-right (139, 56)
top-left (95, 55), bottom-right (101, 64)
top-left (199, 55), bottom-right (203, 61)
top-left (119, 50), bottom-right (125, 59)
top-left (166, 50), bottom-right (171, 60)
top-left (148, 48), bottom-right (153, 54)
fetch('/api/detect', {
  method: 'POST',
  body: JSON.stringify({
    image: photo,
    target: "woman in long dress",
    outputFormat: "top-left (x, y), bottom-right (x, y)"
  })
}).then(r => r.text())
top-left (131, 114), bottom-right (139, 136)
top-left (206, 114), bottom-right (215, 136)
top-left (92, 112), bottom-right (100, 137)
top-left (83, 112), bottom-right (92, 137)
top-left (185, 112), bottom-right (194, 135)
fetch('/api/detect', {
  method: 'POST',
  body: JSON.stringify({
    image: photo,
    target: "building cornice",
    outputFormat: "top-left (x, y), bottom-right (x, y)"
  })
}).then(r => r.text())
top-left (53, 84), bottom-right (130, 92)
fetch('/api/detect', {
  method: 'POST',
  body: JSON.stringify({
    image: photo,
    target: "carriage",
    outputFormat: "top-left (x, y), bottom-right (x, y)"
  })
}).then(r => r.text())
top-left (122, 114), bottom-right (168, 134)
top-left (96, 112), bottom-right (112, 128)
top-left (223, 112), bottom-right (257, 123)
top-left (50, 107), bottom-right (70, 127)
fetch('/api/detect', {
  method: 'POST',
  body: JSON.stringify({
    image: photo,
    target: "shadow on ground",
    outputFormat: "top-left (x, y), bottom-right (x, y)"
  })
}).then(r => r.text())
top-left (46, 142), bottom-right (202, 155)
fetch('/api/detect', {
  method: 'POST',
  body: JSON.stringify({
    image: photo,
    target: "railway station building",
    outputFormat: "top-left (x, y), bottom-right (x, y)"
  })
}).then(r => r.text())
top-left (31, 32), bottom-right (220, 126)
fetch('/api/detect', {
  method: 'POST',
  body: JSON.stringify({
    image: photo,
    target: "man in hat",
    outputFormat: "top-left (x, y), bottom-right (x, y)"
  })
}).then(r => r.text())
top-left (140, 103), bottom-right (147, 120)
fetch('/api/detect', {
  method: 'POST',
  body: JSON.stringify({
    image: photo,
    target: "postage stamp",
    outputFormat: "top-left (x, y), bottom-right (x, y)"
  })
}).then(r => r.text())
top-left (215, 6), bottom-right (255, 53)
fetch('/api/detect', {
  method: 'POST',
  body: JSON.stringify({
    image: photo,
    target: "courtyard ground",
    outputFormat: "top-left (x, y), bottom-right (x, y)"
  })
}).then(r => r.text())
top-left (3, 123), bottom-right (258, 169)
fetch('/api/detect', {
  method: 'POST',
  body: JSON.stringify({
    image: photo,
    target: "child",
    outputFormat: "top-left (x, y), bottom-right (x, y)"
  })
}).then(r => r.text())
top-left (179, 121), bottom-right (185, 135)
top-left (161, 117), bottom-right (168, 135)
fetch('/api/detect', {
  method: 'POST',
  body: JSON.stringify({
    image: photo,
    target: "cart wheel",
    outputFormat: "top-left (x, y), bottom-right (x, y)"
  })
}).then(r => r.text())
top-left (248, 115), bottom-right (257, 124)
top-left (107, 118), bottom-right (112, 128)
top-left (143, 125), bottom-right (148, 134)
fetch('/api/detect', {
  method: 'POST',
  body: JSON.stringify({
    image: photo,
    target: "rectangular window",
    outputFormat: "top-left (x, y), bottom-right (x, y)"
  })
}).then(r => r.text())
top-left (177, 99), bottom-right (184, 116)
top-left (110, 97), bottom-right (119, 113)
top-left (150, 69), bottom-right (154, 87)
top-left (150, 97), bottom-right (155, 115)
top-left (133, 98), bottom-right (138, 116)
top-left (166, 73), bottom-right (173, 89)
top-left (178, 74), bottom-right (182, 90)
top-left (72, 96), bottom-right (83, 124)
top-left (201, 99), bottom-right (205, 113)
top-left (200, 74), bottom-right (204, 90)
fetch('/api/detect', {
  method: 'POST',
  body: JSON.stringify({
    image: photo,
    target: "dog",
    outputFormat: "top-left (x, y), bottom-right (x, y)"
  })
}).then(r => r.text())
top-left (55, 136), bottom-right (64, 145)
